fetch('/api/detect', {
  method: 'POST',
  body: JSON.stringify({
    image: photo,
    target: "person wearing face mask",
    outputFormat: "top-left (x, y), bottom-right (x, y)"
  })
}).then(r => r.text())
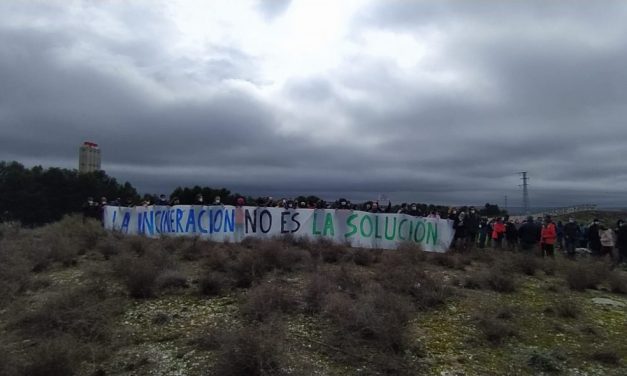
top-left (213, 196), bottom-right (222, 206)
top-left (615, 219), bottom-right (627, 265)
top-left (518, 216), bottom-right (541, 252)
top-left (587, 219), bottom-right (602, 256)
top-left (408, 203), bottom-right (420, 217)
top-left (492, 217), bottom-right (506, 249)
top-left (452, 211), bottom-right (467, 250)
top-left (82, 196), bottom-right (99, 222)
top-left (598, 224), bottom-right (615, 259)
top-left (157, 194), bottom-right (169, 206)
top-left (194, 194), bottom-right (204, 205)
top-left (563, 217), bottom-right (581, 258)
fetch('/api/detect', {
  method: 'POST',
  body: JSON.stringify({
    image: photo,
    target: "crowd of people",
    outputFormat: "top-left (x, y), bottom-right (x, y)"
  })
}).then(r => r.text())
top-left (450, 210), bottom-right (627, 265)
top-left (83, 194), bottom-right (627, 265)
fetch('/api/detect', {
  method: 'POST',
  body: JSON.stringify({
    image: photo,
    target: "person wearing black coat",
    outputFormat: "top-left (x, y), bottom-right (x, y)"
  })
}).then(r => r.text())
top-left (517, 216), bottom-right (541, 252)
top-left (588, 219), bottom-right (602, 256)
top-left (563, 218), bottom-right (581, 258)
top-left (465, 207), bottom-right (480, 247)
top-left (505, 220), bottom-right (519, 251)
top-left (615, 220), bottom-right (627, 264)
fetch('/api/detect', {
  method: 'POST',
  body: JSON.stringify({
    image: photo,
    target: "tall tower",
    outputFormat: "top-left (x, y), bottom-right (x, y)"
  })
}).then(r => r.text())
top-left (519, 171), bottom-right (529, 214)
top-left (79, 141), bottom-right (101, 173)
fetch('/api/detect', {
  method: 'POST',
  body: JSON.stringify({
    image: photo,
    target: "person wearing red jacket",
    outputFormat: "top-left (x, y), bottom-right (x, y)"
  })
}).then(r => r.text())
top-left (492, 218), bottom-right (506, 249)
top-left (541, 215), bottom-right (557, 257)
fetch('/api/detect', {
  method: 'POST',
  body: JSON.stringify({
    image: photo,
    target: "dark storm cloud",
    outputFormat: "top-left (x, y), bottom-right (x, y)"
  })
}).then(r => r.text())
top-left (1, 1), bottom-right (627, 207)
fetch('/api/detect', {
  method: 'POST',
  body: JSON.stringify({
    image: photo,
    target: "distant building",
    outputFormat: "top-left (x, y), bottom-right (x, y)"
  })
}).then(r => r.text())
top-left (79, 141), bottom-right (101, 173)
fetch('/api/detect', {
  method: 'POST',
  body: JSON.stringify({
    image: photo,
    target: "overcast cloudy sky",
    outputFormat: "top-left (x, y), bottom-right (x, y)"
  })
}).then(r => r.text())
top-left (1, 0), bottom-right (626, 207)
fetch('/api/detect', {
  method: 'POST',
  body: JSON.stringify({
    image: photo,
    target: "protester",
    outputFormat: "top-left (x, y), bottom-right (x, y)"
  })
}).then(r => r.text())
top-left (598, 225), bottom-right (615, 258)
top-left (194, 193), bottom-right (204, 205)
top-left (505, 218), bottom-right (518, 251)
top-left (156, 194), bottom-right (169, 205)
top-left (588, 219), bottom-right (602, 256)
top-left (540, 215), bottom-right (557, 257)
top-left (213, 196), bottom-right (222, 205)
top-left (169, 197), bottom-right (180, 205)
top-left (234, 197), bottom-right (246, 242)
top-left (477, 217), bottom-right (489, 248)
top-left (556, 221), bottom-right (564, 250)
top-left (615, 219), bottom-right (627, 265)
top-left (563, 217), bottom-right (581, 258)
top-left (82, 196), bottom-right (100, 222)
top-left (465, 207), bottom-right (480, 247)
top-left (518, 216), bottom-right (541, 252)
top-left (452, 211), bottom-right (467, 250)
top-left (492, 217), bottom-right (506, 249)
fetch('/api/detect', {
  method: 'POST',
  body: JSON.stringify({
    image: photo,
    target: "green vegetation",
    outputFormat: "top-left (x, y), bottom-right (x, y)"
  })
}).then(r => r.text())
top-left (1, 216), bottom-right (626, 375)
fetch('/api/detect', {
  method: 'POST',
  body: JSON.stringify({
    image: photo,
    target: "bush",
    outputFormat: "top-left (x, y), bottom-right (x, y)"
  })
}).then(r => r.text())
top-left (590, 349), bottom-right (620, 365)
top-left (12, 287), bottom-right (120, 342)
top-left (208, 322), bottom-right (286, 376)
top-left (608, 271), bottom-right (627, 294)
top-left (474, 313), bottom-right (517, 345)
top-left (112, 245), bottom-right (174, 298)
top-left (199, 272), bottom-right (231, 297)
top-left (564, 261), bottom-right (608, 291)
top-left (352, 248), bottom-right (375, 266)
top-left (546, 299), bottom-right (581, 319)
top-left (510, 252), bottom-right (541, 276)
top-left (156, 269), bottom-right (189, 290)
top-left (528, 351), bottom-right (561, 373)
top-left (323, 284), bottom-right (413, 353)
top-left (483, 264), bottom-right (516, 293)
top-left (20, 337), bottom-right (79, 376)
top-left (429, 252), bottom-right (465, 270)
top-left (303, 273), bottom-right (335, 313)
top-left (240, 282), bottom-right (297, 322)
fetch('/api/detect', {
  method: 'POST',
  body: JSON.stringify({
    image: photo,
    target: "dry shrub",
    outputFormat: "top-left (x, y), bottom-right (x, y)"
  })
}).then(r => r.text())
top-left (590, 349), bottom-right (621, 365)
top-left (564, 260), bottom-right (608, 291)
top-left (179, 237), bottom-right (207, 261)
top-left (112, 244), bottom-right (174, 298)
top-left (466, 248), bottom-right (496, 264)
top-left (376, 262), bottom-right (452, 309)
top-left (199, 272), bottom-right (230, 297)
top-left (352, 248), bottom-right (376, 266)
top-left (20, 337), bottom-right (80, 376)
top-left (156, 269), bottom-right (189, 290)
top-left (240, 282), bottom-right (298, 322)
top-left (474, 309), bottom-right (517, 345)
top-left (95, 235), bottom-right (120, 260)
top-left (12, 287), bottom-right (120, 342)
top-left (429, 252), bottom-right (466, 270)
top-left (528, 351), bottom-right (561, 374)
top-left (510, 252), bottom-right (541, 276)
top-left (481, 263), bottom-right (517, 293)
top-left (323, 284), bottom-right (413, 353)
top-left (385, 242), bottom-right (427, 266)
top-left (608, 271), bottom-right (627, 294)
top-left (0, 239), bottom-right (32, 305)
top-left (303, 273), bottom-right (335, 313)
top-left (257, 240), bottom-right (312, 272)
top-left (303, 238), bottom-right (349, 263)
top-left (328, 264), bottom-right (369, 296)
top-left (546, 299), bottom-right (581, 319)
top-left (204, 322), bottom-right (287, 376)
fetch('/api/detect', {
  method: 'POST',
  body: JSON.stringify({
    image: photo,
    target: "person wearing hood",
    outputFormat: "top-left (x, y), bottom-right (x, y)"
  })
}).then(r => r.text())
top-left (156, 194), bottom-right (169, 206)
top-left (563, 217), bottom-right (581, 258)
top-left (587, 219), bottom-right (602, 256)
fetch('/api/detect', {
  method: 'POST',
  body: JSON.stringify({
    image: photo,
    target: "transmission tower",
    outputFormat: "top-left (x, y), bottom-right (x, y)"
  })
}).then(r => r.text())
top-left (519, 172), bottom-right (529, 214)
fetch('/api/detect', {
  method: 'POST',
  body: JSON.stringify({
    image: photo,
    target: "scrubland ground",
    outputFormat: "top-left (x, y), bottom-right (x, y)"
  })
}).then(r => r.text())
top-left (0, 216), bottom-right (626, 376)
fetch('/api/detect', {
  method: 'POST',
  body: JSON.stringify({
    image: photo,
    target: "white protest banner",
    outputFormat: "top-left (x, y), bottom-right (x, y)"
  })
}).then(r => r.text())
top-left (103, 206), bottom-right (454, 252)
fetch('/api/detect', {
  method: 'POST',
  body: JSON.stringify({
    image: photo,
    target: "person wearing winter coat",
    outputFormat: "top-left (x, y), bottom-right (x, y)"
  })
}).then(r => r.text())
top-left (478, 217), bottom-right (489, 248)
top-left (518, 216), bottom-right (541, 252)
top-left (492, 218), bottom-right (506, 249)
top-left (505, 219), bottom-right (519, 251)
top-left (598, 225), bottom-right (615, 258)
top-left (465, 207), bottom-right (480, 247)
top-left (615, 220), bottom-right (627, 264)
top-left (588, 219), bottom-right (602, 256)
top-left (540, 216), bottom-right (557, 258)
top-left (563, 217), bottom-right (581, 258)
top-left (452, 212), bottom-right (467, 250)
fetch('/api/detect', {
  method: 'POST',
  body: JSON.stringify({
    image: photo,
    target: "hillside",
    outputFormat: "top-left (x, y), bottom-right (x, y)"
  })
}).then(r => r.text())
top-left (1, 216), bottom-right (626, 376)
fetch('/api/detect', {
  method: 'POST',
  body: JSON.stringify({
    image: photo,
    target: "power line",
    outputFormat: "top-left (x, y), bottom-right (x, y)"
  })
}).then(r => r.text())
top-left (519, 172), bottom-right (529, 214)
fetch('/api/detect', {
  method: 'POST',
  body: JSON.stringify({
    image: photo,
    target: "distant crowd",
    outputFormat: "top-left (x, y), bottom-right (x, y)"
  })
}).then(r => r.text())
top-left (82, 194), bottom-right (627, 265)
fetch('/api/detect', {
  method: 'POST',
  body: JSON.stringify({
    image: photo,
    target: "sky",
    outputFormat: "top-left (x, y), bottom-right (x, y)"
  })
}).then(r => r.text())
top-left (1, 0), bottom-right (626, 208)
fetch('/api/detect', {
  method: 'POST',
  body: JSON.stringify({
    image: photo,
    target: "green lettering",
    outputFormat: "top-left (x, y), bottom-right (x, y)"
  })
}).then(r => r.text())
top-left (384, 216), bottom-right (397, 240)
top-left (323, 213), bottom-right (334, 236)
top-left (374, 215), bottom-right (382, 239)
top-left (398, 219), bottom-right (408, 241)
top-left (414, 221), bottom-right (426, 243)
top-left (345, 214), bottom-right (358, 237)
top-left (360, 215), bottom-right (373, 237)
top-left (312, 212), bottom-right (321, 235)
top-left (427, 222), bottom-right (438, 245)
